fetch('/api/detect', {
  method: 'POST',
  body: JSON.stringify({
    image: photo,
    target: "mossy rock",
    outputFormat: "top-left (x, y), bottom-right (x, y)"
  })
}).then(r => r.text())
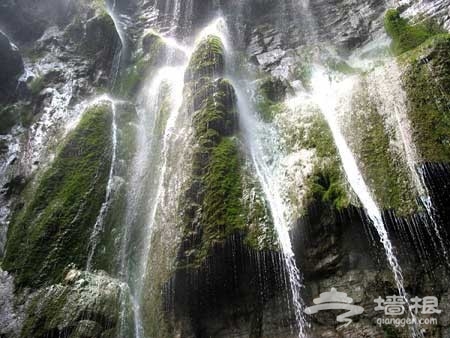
top-left (177, 35), bottom-right (278, 268)
top-left (2, 103), bottom-right (113, 288)
top-left (260, 77), bottom-right (288, 102)
top-left (0, 104), bottom-right (23, 134)
top-left (306, 165), bottom-right (349, 211)
top-left (401, 34), bottom-right (450, 163)
top-left (178, 78), bottom-right (242, 267)
top-left (278, 109), bottom-right (350, 212)
top-left (384, 9), bottom-right (445, 55)
top-left (185, 35), bottom-right (225, 81)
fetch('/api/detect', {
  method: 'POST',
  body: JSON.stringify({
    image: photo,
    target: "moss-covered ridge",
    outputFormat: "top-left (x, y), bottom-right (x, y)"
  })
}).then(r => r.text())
top-left (177, 35), bottom-right (277, 268)
top-left (2, 103), bottom-right (113, 288)
top-left (400, 34), bottom-right (450, 163)
top-left (385, 8), bottom-right (450, 163)
top-left (185, 35), bottom-right (225, 81)
top-left (278, 104), bottom-right (350, 213)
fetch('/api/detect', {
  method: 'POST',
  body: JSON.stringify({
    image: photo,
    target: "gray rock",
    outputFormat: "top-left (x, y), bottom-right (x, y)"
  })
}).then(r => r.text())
top-left (19, 269), bottom-right (131, 338)
top-left (0, 32), bottom-right (24, 101)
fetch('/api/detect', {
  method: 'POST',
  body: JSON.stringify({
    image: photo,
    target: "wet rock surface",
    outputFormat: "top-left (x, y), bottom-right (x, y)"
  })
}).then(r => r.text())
top-left (0, 268), bottom-right (128, 338)
top-left (0, 32), bottom-right (24, 102)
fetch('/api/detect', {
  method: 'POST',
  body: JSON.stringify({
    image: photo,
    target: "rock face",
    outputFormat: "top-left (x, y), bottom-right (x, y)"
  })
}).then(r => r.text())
top-left (0, 32), bottom-right (23, 101)
top-left (157, 34), bottom-right (285, 337)
top-left (19, 269), bottom-right (127, 338)
top-left (2, 103), bottom-right (113, 289)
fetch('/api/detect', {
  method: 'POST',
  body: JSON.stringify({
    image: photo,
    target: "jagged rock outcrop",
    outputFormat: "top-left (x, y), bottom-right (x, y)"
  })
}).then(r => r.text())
top-left (0, 32), bottom-right (23, 102)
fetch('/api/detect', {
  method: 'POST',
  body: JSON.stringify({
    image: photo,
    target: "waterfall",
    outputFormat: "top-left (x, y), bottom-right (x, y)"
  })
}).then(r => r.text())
top-left (308, 65), bottom-right (423, 337)
top-left (134, 66), bottom-right (186, 338)
top-left (235, 84), bottom-right (308, 337)
top-left (210, 11), bottom-right (310, 334)
top-left (115, 64), bottom-right (187, 338)
top-left (86, 95), bottom-right (119, 271)
top-left (365, 61), bottom-right (450, 266)
top-left (106, 0), bottom-right (127, 87)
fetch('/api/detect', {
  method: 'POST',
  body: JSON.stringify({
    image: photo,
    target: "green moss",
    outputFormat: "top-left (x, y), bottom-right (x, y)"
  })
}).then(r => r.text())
top-left (401, 34), bottom-right (450, 162)
top-left (293, 47), bottom-right (314, 89)
top-left (306, 166), bottom-right (349, 210)
top-left (177, 35), bottom-right (278, 268)
top-left (260, 77), bottom-right (288, 101)
top-left (92, 0), bottom-right (108, 16)
top-left (242, 175), bottom-right (277, 250)
top-left (384, 9), bottom-right (445, 55)
top-left (2, 103), bottom-right (113, 288)
top-left (21, 286), bottom-right (70, 338)
top-left (280, 110), bottom-right (350, 211)
top-left (87, 103), bottom-right (138, 272)
top-left (186, 35), bottom-right (225, 80)
top-left (200, 137), bottom-right (245, 240)
top-left (347, 81), bottom-right (416, 214)
top-left (302, 116), bottom-right (349, 210)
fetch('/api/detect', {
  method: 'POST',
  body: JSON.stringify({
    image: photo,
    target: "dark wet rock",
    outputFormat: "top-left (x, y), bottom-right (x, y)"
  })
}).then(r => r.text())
top-left (0, 0), bottom-right (76, 43)
top-left (260, 76), bottom-right (289, 102)
top-left (0, 32), bottom-right (24, 102)
top-left (142, 31), bottom-right (161, 54)
top-left (1, 175), bottom-right (26, 198)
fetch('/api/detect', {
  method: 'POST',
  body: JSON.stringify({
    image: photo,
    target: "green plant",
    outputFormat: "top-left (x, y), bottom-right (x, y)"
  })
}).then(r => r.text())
top-left (3, 103), bottom-right (113, 288)
top-left (384, 9), bottom-right (445, 55)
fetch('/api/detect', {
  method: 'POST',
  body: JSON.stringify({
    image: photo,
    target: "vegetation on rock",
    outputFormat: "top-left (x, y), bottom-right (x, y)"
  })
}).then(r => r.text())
top-left (2, 103), bottom-right (113, 288)
top-left (178, 36), bottom-right (278, 269)
top-left (384, 9), bottom-right (445, 55)
top-left (346, 80), bottom-right (417, 214)
top-left (399, 31), bottom-right (450, 162)
top-left (256, 77), bottom-right (287, 122)
top-left (20, 269), bottom-right (128, 338)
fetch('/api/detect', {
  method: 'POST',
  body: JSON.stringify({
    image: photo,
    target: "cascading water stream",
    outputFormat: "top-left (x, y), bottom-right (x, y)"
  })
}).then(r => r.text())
top-left (217, 13), bottom-right (308, 336)
top-left (132, 66), bottom-right (186, 338)
top-left (106, 0), bottom-right (128, 87)
top-left (371, 62), bottom-right (450, 265)
top-left (309, 65), bottom-right (423, 337)
top-left (86, 95), bottom-right (120, 271)
top-left (293, 0), bottom-right (424, 333)
top-left (310, 65), bottom-right (405, 292)
top-left (115, 64), bottom-right (188, 338)
top-left (119, 19), bottom-right (230, 337)
top-left (235, 85), bottom-right (308, 337)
